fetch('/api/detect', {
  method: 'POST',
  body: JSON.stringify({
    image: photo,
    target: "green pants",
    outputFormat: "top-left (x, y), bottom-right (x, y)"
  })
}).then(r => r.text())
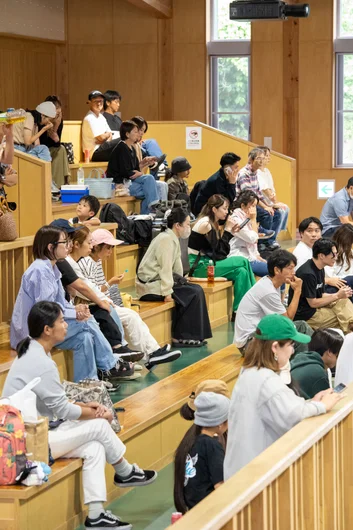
top-left (189, 254), bottom-right (256, 311)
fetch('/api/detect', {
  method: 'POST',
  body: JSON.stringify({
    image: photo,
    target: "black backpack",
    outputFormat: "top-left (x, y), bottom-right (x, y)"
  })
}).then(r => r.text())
top-left (99, 203), bottom-right (152, 247)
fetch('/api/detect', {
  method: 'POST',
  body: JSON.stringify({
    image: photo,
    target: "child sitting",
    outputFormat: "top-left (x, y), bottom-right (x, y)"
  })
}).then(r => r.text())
top-left (174, 391), bottom-right (230, 513)
top-left (69, 194), bottom-right (101, 226)
top-left (165, 157), bottom-right (191, 202)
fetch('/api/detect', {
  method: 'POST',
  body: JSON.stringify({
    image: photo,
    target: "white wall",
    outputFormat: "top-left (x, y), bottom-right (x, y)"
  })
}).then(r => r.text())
top-left (2, 0), bottom-right (65, 41)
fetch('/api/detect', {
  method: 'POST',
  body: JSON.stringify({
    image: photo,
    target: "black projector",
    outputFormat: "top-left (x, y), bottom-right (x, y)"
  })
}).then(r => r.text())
top-left (229, 0), bottom-right (310, 21)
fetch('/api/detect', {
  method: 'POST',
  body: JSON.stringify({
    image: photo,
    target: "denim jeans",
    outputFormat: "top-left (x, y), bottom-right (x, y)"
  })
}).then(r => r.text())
top-left (250, 259), bottom-right (268, 276)
top-left (57, 317), bottom-right (116, 382)
top-left (256, 206), bottom-right (282, 244)
top-left (142, 139), bottom-right (166, 179)
top-left (156, 180), bottom-right (168, 201)
top-left (15, 144), bottom-right (52, 162)
top-left (129, 174), bottom-right (159, 214)
top-left (276, 207), bottom-right (289, 233)
top-left (325, 275), bottom-right (353, 303)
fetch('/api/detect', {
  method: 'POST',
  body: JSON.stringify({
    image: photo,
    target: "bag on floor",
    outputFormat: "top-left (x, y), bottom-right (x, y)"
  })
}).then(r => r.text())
top-left (63, 380), bottom-right (121, 433)
top-left (0, 197), bottom-right (18, 241)
top-left (0, 405), bottom-right (27, 485)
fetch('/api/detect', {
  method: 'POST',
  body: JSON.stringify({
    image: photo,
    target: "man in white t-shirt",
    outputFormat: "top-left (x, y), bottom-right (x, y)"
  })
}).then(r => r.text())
top-left (234, 249), bottom-right (312, 352)
top-left (257, 146), bottom-right (289, 234)
top-left (82, 90), bottom-right (121, 162)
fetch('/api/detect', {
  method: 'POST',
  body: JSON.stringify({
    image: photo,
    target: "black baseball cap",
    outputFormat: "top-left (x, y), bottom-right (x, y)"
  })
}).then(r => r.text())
top-left (88, 90), bottom-right (104, 101)
top-left (50, 219), bottom-right (82, 234)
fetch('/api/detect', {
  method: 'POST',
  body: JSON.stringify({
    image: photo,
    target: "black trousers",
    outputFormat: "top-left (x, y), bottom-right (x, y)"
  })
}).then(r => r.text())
top-left (140, 282), bottom-right (212, 341)
top-left (91, 139), bottom-right (121, 162)
top-left (89, 305), bottom-right (122, 347)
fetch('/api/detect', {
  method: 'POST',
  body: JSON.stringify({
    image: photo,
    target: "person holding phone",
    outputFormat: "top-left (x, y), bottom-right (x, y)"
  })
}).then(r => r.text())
top-left (224, 314), bottom-right (344, 479)
top-left (228, 190), bottom-right (269, 277)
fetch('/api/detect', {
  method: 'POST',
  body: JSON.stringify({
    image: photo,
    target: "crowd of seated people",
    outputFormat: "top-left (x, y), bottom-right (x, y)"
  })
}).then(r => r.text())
top-left (5, 94), bottom-right (353, 529)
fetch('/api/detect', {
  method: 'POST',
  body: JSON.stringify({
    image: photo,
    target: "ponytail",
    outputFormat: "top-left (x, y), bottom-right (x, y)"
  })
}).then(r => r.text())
top-left (179, 403), bottom-right (195, 421)
top-left (174, 424), bottom-right (202, 514)
top-left (16, 337), bottom-right (32, 358)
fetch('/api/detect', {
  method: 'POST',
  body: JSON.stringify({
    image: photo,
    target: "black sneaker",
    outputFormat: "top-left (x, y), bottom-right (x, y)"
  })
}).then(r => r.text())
top-left (113, 346), bottom-right (144, 363)
top-left (85, 510), bottom-right (131, 529)
top-left (145, 347), bottom-right (182, 371)
top-left (98, 362), bottom-right (140, 383)
top-left (114, 464), bottom-right (157, 488)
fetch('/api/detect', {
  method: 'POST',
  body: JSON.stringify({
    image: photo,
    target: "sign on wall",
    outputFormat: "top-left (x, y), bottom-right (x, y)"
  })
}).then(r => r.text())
top-left (186, 127), bottom-right (202, 150)
top-left (317, 179), bottom-right (335, 200)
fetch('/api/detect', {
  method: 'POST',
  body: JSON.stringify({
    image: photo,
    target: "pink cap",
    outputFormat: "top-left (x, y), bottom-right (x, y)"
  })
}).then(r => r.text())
top-left (91, 229), bottom-right (125, 246)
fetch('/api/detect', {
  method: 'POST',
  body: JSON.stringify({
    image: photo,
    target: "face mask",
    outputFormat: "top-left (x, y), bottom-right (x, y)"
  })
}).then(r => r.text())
top-left (278, 359), bottom-right (292, 385)
top-left (180, 227), bottom-right (191, 239)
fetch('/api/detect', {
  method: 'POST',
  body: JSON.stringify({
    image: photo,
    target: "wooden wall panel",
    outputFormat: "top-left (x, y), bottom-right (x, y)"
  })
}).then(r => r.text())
top-left (0, 36), bottom-right (62, 111)
top-left (67, 0), bottom-right (113, 45)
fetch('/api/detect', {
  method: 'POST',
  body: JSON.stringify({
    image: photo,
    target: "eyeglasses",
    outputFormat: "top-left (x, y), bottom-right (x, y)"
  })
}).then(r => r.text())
top-left (255, 157), bottom-right (265, 161)
top-left (56, 240), bottom-right (69, 247)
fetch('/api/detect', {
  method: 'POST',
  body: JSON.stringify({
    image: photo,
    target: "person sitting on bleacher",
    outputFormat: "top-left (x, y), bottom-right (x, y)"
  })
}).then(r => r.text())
top-left (234, 250), bottom-right (312, 354)
top-left (228, 190), bottom-right (269, 277)
top-left (0, 121), bottom-right (17, 200)
top-left (288, 238), bottom-right (353, 333)
top-left (10, 225), bottom-right (135, 384)
top-left (136, 207), bottom-right (212, 347)
top-left (103, 90), bottom-right (122, 133)
top-left (188, 194), bottom-right (256, 318)
top-left (166, 157), bottom-right (191, 203)
top-left (293, 216), bottom-right (323, 270)
top-left (130, 116), bottom-right (168, 201)
top-left (38, 95), bottom-right (71, 187)
top-left (82, 90), bottom-right (121, 162)
top-left (78, 228), bottom-right (182, 370)
top-left (3, 301), bottom-right (157, 530)
top-left (193, 152), bottom-right (241, 217)
top-left (12, 101), bottom-right (55, 162)
top-left (257, 145), bottom-right (289, 236)
top-left (106, 121), bottom-right (160, 214)
top-left (236, 148), bottom-right (282, 251)
top-left (69, 194), bottom-right (101, 226)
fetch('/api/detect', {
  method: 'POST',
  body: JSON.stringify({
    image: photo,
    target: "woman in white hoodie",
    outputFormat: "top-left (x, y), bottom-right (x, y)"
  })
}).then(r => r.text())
top-left (224, 314), bottom-right (342, 480)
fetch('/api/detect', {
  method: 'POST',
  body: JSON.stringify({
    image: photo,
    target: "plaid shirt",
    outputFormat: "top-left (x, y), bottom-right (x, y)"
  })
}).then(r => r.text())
top-left (235, 163), bottom-right (266, 202)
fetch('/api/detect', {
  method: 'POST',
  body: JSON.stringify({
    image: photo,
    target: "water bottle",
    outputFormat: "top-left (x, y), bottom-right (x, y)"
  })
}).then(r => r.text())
top-left (207, 260), bottom-right (215, 285)
top-left (171, 512), bottom-right (183, 524)
top-left (77, 166), bottom-right (85, 185)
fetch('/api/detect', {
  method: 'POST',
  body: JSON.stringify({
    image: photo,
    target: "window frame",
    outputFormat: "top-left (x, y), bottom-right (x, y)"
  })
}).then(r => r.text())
top-left (209, 0), bottom-right (251, 140)
top-left (335, 0), bottom-right (353, 167)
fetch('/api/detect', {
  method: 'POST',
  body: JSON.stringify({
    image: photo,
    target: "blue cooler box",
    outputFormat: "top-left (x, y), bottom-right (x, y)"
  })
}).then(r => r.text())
top-left (61, 185), bottom-right (89, 203)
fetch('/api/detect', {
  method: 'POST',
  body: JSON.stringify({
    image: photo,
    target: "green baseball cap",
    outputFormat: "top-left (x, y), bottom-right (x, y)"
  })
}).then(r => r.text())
top-left (254, 314), bottom-right (311, 343)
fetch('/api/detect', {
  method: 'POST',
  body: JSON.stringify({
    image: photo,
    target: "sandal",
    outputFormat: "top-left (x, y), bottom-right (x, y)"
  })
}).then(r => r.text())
top-left (172, 339), bottom-right (207, 348)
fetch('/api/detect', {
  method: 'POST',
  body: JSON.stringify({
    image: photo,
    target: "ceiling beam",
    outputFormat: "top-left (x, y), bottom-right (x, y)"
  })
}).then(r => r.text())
top-left (125, 0), bottom-right (172, 18)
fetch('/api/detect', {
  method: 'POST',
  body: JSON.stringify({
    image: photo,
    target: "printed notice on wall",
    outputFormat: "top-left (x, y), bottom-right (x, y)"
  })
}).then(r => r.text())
top-left (186, 127), bottom-right (202, 150)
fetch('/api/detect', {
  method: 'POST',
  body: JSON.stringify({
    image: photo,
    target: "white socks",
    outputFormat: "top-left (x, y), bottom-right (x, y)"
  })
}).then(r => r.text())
top-left (88, 501), bottom-right (104, 519)
top-left (114, 458), bottom-right (133, 477)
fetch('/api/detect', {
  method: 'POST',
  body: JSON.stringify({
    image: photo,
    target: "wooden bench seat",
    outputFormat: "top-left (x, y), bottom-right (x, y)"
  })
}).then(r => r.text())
top-left (52, 195), bottom-right (141, 220)
top-left (0, 345), bottom-right (243, 530)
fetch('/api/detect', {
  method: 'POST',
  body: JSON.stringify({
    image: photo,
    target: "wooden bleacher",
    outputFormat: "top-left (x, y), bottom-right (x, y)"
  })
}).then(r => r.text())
top-left (0, 345), bottom-right (243, 530)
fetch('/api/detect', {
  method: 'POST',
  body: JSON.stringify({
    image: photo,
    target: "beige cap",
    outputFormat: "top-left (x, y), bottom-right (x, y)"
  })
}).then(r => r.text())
top-left (188, 379), bottom-right (230, 411)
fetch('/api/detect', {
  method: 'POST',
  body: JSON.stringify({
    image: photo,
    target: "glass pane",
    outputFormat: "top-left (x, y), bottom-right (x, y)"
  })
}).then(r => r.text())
top-left (214, 0), bottom-right (251, 40)
top-left (343, 54), bottom-right (353, 111)
top-left (216, 57), bottom-right (249, 112)
top-left (342, 113), bottom-right (353, 164)
top-left (339, 0), bottom-right (353, 37)
top-left (215, 113), bottom-right (250, 140)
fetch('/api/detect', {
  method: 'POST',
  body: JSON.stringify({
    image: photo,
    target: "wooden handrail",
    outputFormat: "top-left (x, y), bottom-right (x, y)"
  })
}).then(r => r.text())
top-left (168, 383), bottom-right (353, 530)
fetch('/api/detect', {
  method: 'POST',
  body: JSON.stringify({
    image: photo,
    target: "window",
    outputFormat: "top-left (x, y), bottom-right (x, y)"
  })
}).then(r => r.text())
top-left (335, 0), bottom-right (353, 166)
top-left (209, 0), bottom-right (251, 140)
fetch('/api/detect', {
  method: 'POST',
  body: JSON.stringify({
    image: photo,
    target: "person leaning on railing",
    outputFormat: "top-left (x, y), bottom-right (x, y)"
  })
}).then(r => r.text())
top-left (224, 313), bottom-right (343, 481)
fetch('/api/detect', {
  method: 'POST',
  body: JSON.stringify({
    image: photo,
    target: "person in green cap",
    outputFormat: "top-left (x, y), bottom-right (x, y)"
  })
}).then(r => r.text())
top-left (224, 314), bottom-right (344, 479)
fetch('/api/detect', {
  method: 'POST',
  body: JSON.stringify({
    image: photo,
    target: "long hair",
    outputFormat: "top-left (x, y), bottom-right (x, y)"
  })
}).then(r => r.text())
top-left (332, 224), bottom-right (353, 271)
top-left (174, 424), bottom-right (202, 514)
top-left (16, 301), bottom-right (62, 357)
top-left (199, 194), bottom-right (229, 238)
top-left (243, 335), bottom-right (291, 371)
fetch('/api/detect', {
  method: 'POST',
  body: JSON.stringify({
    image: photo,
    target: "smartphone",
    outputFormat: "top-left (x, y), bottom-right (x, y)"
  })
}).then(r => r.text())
top-left (238, 218), bottom-right (251, 230)
top-left (333, 383), bottom-right (346, 393)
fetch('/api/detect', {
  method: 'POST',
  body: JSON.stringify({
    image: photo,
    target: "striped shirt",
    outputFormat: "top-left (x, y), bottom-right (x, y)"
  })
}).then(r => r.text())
top-left (78, 257), bottom-right (123, 307)
top-left (235, 163), bottom-right (266, 202)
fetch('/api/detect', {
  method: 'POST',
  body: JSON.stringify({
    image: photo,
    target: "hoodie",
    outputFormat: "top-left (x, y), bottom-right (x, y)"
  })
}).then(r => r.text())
top-left (290, 351), bottom-right (330, 399)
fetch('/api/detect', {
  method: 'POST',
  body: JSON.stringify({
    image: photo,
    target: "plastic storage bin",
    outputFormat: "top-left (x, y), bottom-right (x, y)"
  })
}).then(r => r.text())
top-left (85, 168), bottom-right (114, 199)
top-left (61, 185), bottom-right (89, 203)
